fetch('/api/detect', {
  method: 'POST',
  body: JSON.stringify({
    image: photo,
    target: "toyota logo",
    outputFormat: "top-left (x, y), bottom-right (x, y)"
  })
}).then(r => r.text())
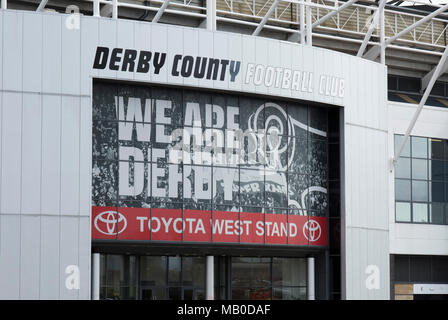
top-left (303, 220), bottom-right (321, 242)
top-left (94, 211), bottom-right (127, 235)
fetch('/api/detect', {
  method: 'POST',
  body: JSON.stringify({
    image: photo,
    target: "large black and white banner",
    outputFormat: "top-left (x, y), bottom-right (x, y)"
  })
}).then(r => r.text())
top-left (92, 82), bottom-right (329, 246)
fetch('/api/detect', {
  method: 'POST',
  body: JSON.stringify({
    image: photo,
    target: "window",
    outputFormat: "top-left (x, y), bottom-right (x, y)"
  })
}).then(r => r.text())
top-left (100, 254), bottom-right (206, 300)
top-left (394, 134), bottom-right (448, 225)
top-left (231, 257), bottom-right (307, 300)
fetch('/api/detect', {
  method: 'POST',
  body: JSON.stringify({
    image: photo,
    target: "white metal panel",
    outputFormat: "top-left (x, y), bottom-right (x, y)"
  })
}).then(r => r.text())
top-left (1, 92), bottom-right (22, 214)
top-left (79, 97), bottom-right (92, 216)
top-left (320, 48), bottom-right (332, 106)
top-left (22, 12), bottom-right (42, 93)
top-left (59, 216), bottom-right (79, 299)
top-left (2, 11), bottom-right (22, 92)
top-left (167, 26), bottom-right (183, 86)
top-left (227, 32), bottom-right (242, 93)
top-left (21, 93), bottom-right (42, 214)
top-left (98, 19), bottom-right (117, 80)
top-left (40, 215), bottom-right (60, 299)
top-left (134, 21), bottom-right (151, 83)
top-left (198, 30), bottom-right (213, 89)
top-left (301, 45), bottom-right (314, 103)
top-left (213, 32), bottom-right (228, 91)
top-left (150, 23), bottom-right (168, 84)
top-left (241, 34), bottom-right (256, 94)
top-left (78, 216), bottom-right (91, 299)
top-left (81, 17), bottom-right (99, 96)
top-left (20, 215), bottom-right (40, 299)
top-left (61, 17), bottom-right (81, 95)
top-left (267, 38), bottom-right (280, 97)
top-left (41, 95), bottom-right (61, 215)
top-left (116, 19), bottom-right (135, 81)
top-left (254, 37), bottom-right (268, 96)
top-left (0, 11), bottom-right (2, 90)
top-left (0, 214), bottom-right (20, 299)
top-left (290, 43), bottom-right (302, 101)
top-left (279, 41), bottom-right (292, 97)
top-left (42, 14), bottom-right (62, 95)
top-left (183, 28), bottom-right (199, 88)
top-left (60, 96), bottom-right (80, 215)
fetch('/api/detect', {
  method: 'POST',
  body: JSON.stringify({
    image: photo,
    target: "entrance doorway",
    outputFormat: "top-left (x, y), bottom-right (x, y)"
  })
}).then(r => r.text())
top-left (98, 254), bottom-right (308, 300)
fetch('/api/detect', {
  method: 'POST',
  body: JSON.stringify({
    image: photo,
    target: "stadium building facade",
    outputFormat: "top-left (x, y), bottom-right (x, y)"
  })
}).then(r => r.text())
top-left (0, 0), bottom-right (447, 300)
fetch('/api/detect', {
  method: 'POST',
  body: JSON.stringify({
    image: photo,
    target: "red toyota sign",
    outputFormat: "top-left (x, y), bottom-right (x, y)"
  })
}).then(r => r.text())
top-left (92, 206), bottom-right (327, 246)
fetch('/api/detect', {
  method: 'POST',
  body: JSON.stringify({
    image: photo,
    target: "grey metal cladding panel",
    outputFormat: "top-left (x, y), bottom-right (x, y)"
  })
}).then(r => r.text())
top-left (228, 33), bottom-right (243, 93)
top-left (20, 215), bottom-right (41, 299)
top-left (61, 18), bottom-right (81, 95)
top-left (22, 12), bottom-right (43, 93)
top-left (98, 19), bottom-right (117, 80)
top-left (40, 215), bottom-right (60, 300)
top-left (0, 12), bottom-right (3, 90)
top-left (81, 17), bottom-right (99, 96)
top-left (148, 23), bottom-right (166, 83)
top-left (214, 30), bottom-right (230, 90)
top-left (166, 26), bottom-right (183, 86)
top-left (345, 227), bottom-right (390, 299)
top-left (116, 19), bottom-right (135, 81)
top-left (42, 14), bottom-right (62, 95)
top-left (344, 125), bottom-right (389, 230)
top-left (59, 216), bottom-right (79, 300)
top-left (60, 96), bottom-right (80, 215)
top-left (0, 215), bottom-right (20, 299)
top-left (79, 96), bottom-right (92, 216)
top-left (2, 10), bottom-right (22, 92)
top-left (183, 28), bottom-right (199, 88)
top-left (1, 92), bottom-right (22, 214)
top-left (41, 94), bottom-right (61, 215)
top-left (21, 93), bottom-right (42, 215)
top-left (78, 216), bottom-right (91, 299)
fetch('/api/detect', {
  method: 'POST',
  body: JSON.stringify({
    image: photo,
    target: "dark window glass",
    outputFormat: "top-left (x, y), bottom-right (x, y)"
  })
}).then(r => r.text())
top-left (398, 76), bottom-right (420, 92)
top-left (168, 257), bottom-right (181, 285)
top-left (388, 75), bottom-right (398, 91)
top-left (430, 203), bottom-right (445, 224)
top-left (429, 139), bottom-right (445, 159)
top-left (429, 159), bottom-right (444, 181)
top-left (430, 81), bottom-right (445, 96)
top-left (182, 257), bottom-right (205, 287)
top-left (395, 255), bottom-right (410, 282)
top-left (410, 256), bottom-right (431, 282)
top-left (272, 258), bottom-right (306, 287)
top-left (140, 256), bottom-right (166, 287)
top-left (429, 181), bottom-right (444, 202)
top-left (432, 257), bottom-right (448, 282)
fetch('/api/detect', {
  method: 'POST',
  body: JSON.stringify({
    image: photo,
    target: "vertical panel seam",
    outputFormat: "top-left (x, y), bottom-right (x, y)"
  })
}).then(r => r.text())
top-left (18, 11), bottom-right (23, 299)
top-left (58, 14), bottom-right (62, 298)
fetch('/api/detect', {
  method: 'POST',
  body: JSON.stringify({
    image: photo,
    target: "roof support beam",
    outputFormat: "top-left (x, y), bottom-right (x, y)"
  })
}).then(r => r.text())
top-left (392, 43), bottom-right (448, 167)
top-left (152, 0), bottom-right (170, 23)
top-left (311, 0), bottom-right (358, 29)
top-left (365, 3), bottom-right (448, 61)
top-left (421, 62), bottom-right (448, 91)
top-left (357, 0), bottom-right (387, 57)
top-left (36, 0), bottom-right (48, 11)
top-left (252, 0), bottom-right (281, 36)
